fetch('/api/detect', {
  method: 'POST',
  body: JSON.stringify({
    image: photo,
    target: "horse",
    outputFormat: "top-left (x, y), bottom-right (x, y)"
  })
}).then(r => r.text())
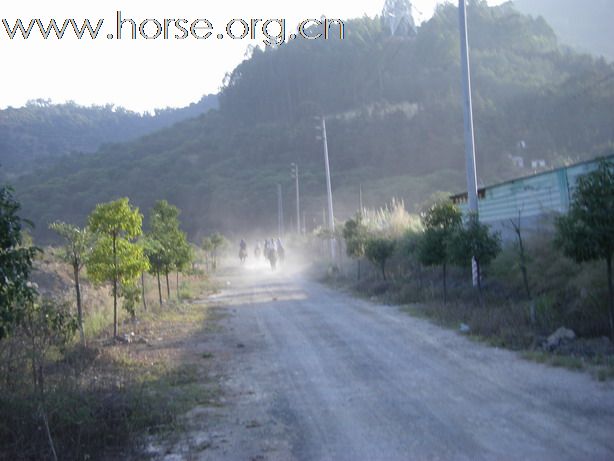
top-left (239, 248), bottom-right (248, 264)
top-left (267, 248), bottom-right (277, 270)
top-left (277, 246), bottom-right (285, 264)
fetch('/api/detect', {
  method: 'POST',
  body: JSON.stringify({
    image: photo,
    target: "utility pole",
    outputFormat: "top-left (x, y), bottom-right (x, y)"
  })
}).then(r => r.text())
top-left (459, 0), bottom-right (480, 287)
top-left (359, 184), bottom-right (364, 214)
top-left (317, 116), bottom-right (336, 261)
top-left (277, 184), bottom-right (284, 238)
top-left (291, 163), bottom-right (301, 235)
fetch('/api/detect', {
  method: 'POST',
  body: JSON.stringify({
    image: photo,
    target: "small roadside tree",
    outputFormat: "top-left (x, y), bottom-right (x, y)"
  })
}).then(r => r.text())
top-left (418, 201), bottom-right (462, 304)
top-left (87, 198), bottom-right (149, 338)
top-left (449, 215), bottom-right (502, 294)
top-left (49, 222), bottom-right (92, 345)
top-left (201, 237), bottom-right (213, 272)
top-left (143, 236), bottom-right (166, 306)
top-left (343, 214), bottom-right (368, 280)
top-left (149, 200), bottom-right (178, 299)
top-left (23, 298), bottom-right (77, 461)
top-left (209, 233), bottom-right (227, 271)
top-left (399, 229), bottom-right (425, 294)
top-left (365, 236), bottom-right (396, 281)
top-left (507, 212), bottom-right (536, 325)
top-left (148, 201), bottom-right (192, 299)
top-left (0, 186), bottom-right (39, 340)
top-left (508, 212), bottom-right (532, 301)
top-left (173, 237), bottom-right (193, 299)
top-left (119, 282), bottom-right (141, 321)
top-left (555, 158), bottom-right (614, 339)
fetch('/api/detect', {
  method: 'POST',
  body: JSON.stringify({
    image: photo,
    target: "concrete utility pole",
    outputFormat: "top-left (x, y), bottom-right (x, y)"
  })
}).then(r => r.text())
top-left (277, 184), bottom-right (284, 238)
top-left (291, 163), bottom-right (301, 235)
top-left (359, 184), bottom-right (364, 214)
top-left (459, 0), bottom-right (480, 286)
top-left (318, 116), bottom-right (336, 260)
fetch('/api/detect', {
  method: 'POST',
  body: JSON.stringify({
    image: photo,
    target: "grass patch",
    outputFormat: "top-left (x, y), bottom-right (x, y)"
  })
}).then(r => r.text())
top-left (401, 304), bottom-right (459, 329)
top-left (596, 367), bottom-right (614, 382)
top-left (402, 301), bottom-right (535, 350)
top-left (403, 303), bottom-right (614, 379)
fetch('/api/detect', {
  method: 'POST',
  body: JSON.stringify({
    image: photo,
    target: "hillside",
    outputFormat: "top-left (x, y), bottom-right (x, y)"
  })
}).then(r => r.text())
top-left (0, 94), bottom-right (218, 179)
top-left (512, 0), bottom-right (614, 62)
top-left (13, 2), bottom-right (614, 243)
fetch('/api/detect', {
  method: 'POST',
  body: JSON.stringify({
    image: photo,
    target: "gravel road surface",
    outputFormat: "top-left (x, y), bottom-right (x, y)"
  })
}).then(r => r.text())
top-left (168, 264), bottom-right (614, 461)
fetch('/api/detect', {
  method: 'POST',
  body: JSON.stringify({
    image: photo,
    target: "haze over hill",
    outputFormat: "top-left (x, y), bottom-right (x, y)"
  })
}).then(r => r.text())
top-left (13, 1), bottom-right (614, 242)
top-left (512, 0), bottom-right (614, 62)
top-left (0, 95), bottom-right (218, 179)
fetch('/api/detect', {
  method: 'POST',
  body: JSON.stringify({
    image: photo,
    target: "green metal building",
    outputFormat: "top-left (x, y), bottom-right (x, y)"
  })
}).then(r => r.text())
top-left (451, 154), bottom-right (614, 238)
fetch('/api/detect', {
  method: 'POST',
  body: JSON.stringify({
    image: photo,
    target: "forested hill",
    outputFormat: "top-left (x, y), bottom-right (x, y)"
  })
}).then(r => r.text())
top-left (0, 94), bottom-right (218, 178)
top-left (512, 0), bottom-right (614, 62)
top-left (14, 2), bottom-right (614, 242)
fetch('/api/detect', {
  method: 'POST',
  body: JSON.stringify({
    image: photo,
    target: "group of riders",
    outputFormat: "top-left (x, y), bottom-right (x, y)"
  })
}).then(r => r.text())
top-left (239, 238), bottom-right (285, 269)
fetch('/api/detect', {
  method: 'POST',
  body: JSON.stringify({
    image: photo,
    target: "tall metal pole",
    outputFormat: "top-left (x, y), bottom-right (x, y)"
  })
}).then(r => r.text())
top-left (321, 117), bottom-right (336, 260)
top-left (459, 0), bottom-right (479, 286)
top-left (359, 184), bottom-right (364, 214)
top-left (277, 184), bottom-right (284, 238)
top-left (459, 0), bottom-right (478, 214)
top-left (292, 163), bottom-right (301, 235)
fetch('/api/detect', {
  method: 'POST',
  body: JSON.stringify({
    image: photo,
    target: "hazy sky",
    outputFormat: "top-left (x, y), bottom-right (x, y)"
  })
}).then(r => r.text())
top-left (1, 0), bottom-right (504, 112)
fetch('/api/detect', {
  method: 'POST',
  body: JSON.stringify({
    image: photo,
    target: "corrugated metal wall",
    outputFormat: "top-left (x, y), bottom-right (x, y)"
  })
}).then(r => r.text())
top-left (456, 155), bottom-right (613, 239)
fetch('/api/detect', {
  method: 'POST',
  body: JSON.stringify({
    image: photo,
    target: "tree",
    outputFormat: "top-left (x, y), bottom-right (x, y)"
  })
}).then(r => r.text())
top-left (142, 236), bottom-right (165, 306)
top-left (0, 186), bottom-right (39, 340)
top-left (449, 215), bottom-right (502, 293)
top-left (149, 200), bottom-right (178, 296)
top-left (399, 229), bottom-right (424, 292)
top-left (173, 238), bottom-right (193, 299)
top-left (555, 159), bottom-right (614, 339)
top-left (343, 214), bottom-right (368, 280)
top-left (120, 282), bottom-right (141, 320)
top-left (22, 298), bottom-right (77, 461)
top-left (148, 200), bottom-right (192, 300)
top-left (209, 233), bottom-right (227, 271)
top-left (365, 236), bottom-right (396, 281)
top-left (201, 237), bottom-right (214, 272)
top-left (49, 222), bottom-right (92, 345)
top-left (507, 211), bottom-right (536, 324)
top-left (86, 198), bottom-right (148, 338)
top-left (508, 213), bottom-right (532, 301)
top-left (418, 201), bottom-right (462, 303)
top-left (136, 237), bottom-right (151, 311)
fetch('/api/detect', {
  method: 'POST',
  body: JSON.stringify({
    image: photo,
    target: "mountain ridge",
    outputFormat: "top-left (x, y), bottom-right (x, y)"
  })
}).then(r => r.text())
top-left (0, 94), bottom-right (218, 179)
top-left (12, 2), bottom-right (614, 242)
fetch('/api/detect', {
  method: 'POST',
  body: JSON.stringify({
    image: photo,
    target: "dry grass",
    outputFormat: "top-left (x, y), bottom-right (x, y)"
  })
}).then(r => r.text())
top-left (0, 257), bottom-right (223, 460)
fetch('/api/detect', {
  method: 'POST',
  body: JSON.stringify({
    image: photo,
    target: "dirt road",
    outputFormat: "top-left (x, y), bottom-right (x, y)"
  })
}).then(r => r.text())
top-left (163, 263), bottom-right (614, 461)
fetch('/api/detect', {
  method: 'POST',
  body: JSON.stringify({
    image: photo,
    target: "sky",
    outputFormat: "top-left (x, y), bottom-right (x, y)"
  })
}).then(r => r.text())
top-left (1, 0), bottom-right (505, 113)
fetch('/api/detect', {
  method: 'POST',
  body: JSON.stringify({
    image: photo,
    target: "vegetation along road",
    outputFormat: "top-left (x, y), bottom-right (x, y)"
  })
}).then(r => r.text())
top-left (159, 263), bottom-right (614, 461)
